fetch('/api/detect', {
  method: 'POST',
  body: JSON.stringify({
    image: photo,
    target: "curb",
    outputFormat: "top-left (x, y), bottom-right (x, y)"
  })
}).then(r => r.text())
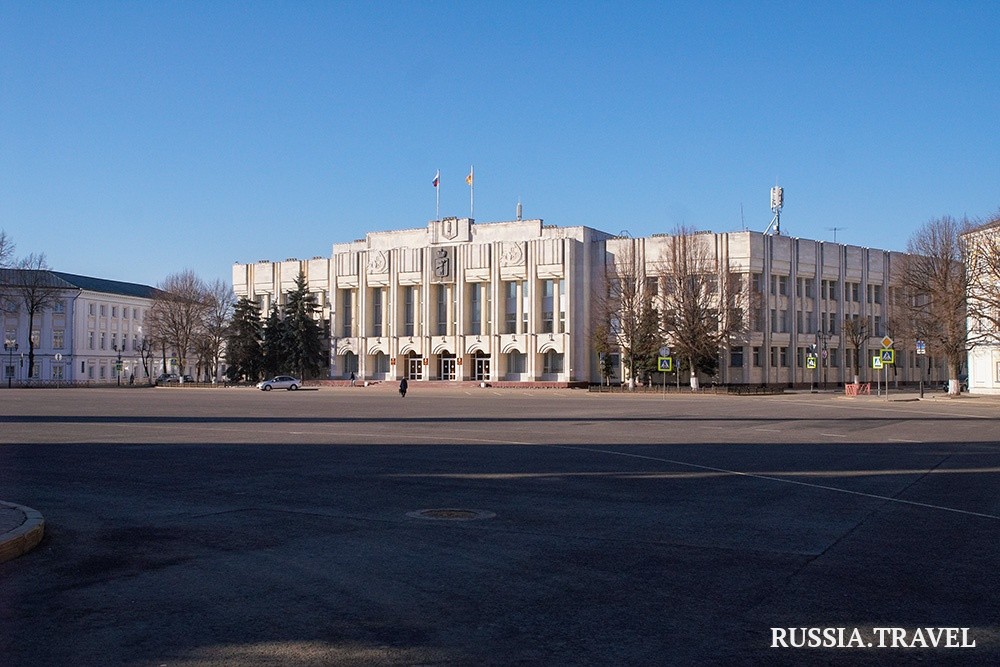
top-left (0, 501), bottom-right (45, 564)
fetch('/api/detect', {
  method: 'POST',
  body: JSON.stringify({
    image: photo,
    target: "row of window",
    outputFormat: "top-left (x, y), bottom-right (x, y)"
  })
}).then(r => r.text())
top-left (341, 280), bottom-right (567, 339)
top-left (752, 275), bottom-right (885, 304)
top-left (87, 303), bottom-right (144, 320)
top-left (754, 311), bottom-right (885, 335)
top-left (734, 346), bottom-right (947, 370)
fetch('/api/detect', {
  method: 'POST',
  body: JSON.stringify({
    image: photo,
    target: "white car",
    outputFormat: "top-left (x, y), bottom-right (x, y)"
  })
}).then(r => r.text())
top-left (256, 375), bottom-right (301, 391)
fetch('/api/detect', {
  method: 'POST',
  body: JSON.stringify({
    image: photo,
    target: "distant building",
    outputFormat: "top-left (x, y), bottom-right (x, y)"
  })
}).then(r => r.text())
top-left (0, 270), bottom-right (161, 384)
top-left (234, 217), bottom-right (949, 387)
top-left (963, 221), bottom-right (1000, 395)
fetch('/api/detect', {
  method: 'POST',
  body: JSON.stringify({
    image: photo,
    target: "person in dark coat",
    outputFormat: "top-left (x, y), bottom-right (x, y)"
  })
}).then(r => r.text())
top-left (399, 377), bottom-right (408, 397)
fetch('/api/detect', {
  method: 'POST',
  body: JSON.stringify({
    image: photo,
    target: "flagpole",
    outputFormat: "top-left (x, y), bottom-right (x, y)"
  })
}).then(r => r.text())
top-left (467, 165), bottom-right (474, 218)
top-left (434, 169), bottom-right (440, 220)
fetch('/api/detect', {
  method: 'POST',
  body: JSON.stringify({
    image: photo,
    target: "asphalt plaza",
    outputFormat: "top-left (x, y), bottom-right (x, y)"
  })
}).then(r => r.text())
top-left (1, 386), bottom-right (999, 665)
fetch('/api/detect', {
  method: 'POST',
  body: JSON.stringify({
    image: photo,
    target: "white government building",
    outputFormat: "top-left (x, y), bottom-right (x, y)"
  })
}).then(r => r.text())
top-left (1, 270), bottom-right (160, 384)
top-left (964, 220), bottom-right (1000, 395)
top-left (233, 216), bottom-right (950, 387)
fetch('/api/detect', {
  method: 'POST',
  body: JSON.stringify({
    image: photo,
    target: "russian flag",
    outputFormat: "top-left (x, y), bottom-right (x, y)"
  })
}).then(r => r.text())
top-left (432, 170), bottom-right (440, 188)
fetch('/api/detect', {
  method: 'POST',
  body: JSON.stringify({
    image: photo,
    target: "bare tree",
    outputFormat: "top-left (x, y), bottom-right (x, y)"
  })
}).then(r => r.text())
top-left (596, 239), bottom-right (660, 389)
top-left (900, 216), bottom-right (970, 395)
top-left (2, 254), bottom-right (61, 381)
top-left (655, 228), bottom-right (748, 390)
top-left (964, 213), bottom-right (1000, 346)
top-left (148, 271), bottom-right (211, 382)
top-left (841, 315), bottom-right (869, 385)
top-left (0, 231), bottom-right (14, 268)
top-left (191, 279), bottom-right (235, 382)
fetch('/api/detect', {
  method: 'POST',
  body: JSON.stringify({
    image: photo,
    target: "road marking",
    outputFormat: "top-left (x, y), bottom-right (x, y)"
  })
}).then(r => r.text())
top-left (547, 444), bottom-right (1000, 522)
top-left (754, 428), bottom-right (781, 432)
top-left (888, 438), bottom-right (921, 443)
top-left (819, 433), bottom-right (847, 438)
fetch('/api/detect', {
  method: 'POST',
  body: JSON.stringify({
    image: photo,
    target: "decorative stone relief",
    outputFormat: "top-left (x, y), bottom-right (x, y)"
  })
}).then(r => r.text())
top-left (367, 250), bottom-right (388, 274)
top-left (500, 242), bottom-right (525, 267)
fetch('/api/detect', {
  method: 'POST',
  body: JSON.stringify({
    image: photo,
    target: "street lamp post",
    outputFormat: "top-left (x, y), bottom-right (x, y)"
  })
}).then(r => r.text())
top-left (815, 330), bottom-right (831, 390)
top-left (4, 340), bottom-right (17, 389)
top-left (113, 344), bottom-right (123, 386)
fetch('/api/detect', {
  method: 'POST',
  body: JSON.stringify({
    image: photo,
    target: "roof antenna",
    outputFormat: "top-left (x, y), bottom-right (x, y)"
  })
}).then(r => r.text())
top-left (764, 184), bottom-right (783, 235)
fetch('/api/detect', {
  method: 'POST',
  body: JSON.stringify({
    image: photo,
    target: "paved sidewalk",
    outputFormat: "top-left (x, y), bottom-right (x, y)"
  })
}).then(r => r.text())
top-left (0, 500), bottom-right (44, 563)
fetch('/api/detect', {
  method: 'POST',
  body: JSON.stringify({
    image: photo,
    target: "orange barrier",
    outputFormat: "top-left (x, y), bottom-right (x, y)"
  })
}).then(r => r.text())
top-left (844, 383), bottom-right (871, 396)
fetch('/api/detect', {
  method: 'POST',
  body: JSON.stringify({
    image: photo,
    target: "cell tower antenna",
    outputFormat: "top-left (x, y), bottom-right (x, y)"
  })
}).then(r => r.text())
top-left (827, 226), bottom-right (846, 243)
top-left (764, 184), bottom-right (784, 235)
top-left (740, 203), bottom-right (746, 230)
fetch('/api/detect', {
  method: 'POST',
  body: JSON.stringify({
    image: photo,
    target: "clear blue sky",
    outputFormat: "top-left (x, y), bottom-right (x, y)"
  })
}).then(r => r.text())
top-left (2, 1), bottom-right (998, 288)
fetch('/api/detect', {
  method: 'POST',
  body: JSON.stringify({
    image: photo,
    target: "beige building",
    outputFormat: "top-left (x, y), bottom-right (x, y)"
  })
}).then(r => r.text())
top-left (234, 218), bottom-right (949, 387)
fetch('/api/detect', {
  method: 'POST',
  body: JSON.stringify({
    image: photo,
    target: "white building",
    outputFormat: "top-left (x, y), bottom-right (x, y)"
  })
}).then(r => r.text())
top-left (234, 218), bottom-right (949, 387)
top-left (963, 220), bottom-right (1000, 395)
top-left (0, 270), bottom-right (160, 385)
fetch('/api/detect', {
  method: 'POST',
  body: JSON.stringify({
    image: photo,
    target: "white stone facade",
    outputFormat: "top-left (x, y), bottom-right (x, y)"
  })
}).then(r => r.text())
top-left (0, 271), bottom-right (159, 384)
top-left (964, 222), bottom-right (1000, 395)
top-left (234, 219), bottom-right (950, 386)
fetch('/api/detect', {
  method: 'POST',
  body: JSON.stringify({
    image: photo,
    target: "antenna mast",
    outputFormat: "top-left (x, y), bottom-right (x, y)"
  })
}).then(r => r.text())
top-left (764, 185), bottom-right (783, 235)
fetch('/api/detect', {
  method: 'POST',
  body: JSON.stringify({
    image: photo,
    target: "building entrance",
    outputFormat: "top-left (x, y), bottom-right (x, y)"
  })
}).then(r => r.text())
top-left (407, 356), bottom-right (423, 380)
top-left (474, 356), bottom-right (490, 382)
top-left (439, 356), bottom-right (456, 380)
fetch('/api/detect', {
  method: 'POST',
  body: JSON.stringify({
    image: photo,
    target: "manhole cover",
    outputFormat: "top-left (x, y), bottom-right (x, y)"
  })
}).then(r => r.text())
top-left (407, 508), bottom-right (496, 521)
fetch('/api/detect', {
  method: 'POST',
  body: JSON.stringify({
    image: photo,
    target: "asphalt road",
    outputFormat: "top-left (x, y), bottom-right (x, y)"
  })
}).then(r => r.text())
top-left (1, 386), bottom-right (998, 666)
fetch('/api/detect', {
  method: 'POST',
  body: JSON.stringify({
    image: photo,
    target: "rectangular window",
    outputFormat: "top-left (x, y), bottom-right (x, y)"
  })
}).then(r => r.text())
top-left (828, 280), bottom-right (840, 301)
top-left (752, 273), bottom-right (764, 294)
top-left (522, 281), bottom-right (529, 331)
top-left (4, 364), bottom-right (13, 379)
top-left (780, 346), bottom-right (789, 367)
top-left (996, 361), bottom-right (1000, 383)
top-left (134, 308), bottom-right (140, 320)
top-left (730, 347), bottom-right (744, 368)
top-left (100, 305), bottom-right (107, 316)
top-left (111, 333), bottom-right (117, 350)
top-left (88, 331), bottom-right (95, 350)
top-left (54, 300), bottom-right (65, 314)
top-left (804, 278), bottom-right (815, 299)
top-left (88, 364), bottom-right (94, 379)
top-left (507, 351), bottom-right (526, 375)
top-left (123, 307), bottom-right (129, 319)
top-left (558, 279), bottom-right (566, 333)
top-left (52, 365), bottom-right (64, 381)
top-left (403, 286), bottom-right (415, 337)
top-left (31, 330), bottom-right (40, 346)
top-left (752, 346), bottom-right (763, 367)
top-left (541, 279), bottom-right (554, 334)
top-left (778, 275), bottom-right (788, 296)
top-left (89, 303), bottom-right (95, 316)
top-left (504, 282), bottom-right (517, 334)
top-left (100, 332), bottom-right (106, 350)
top-left (469, 283), bottom-right (482, 336)
top-left (543, 351), bottom-right (564, 374)
top-left (112, 306), bottom-right (118, 318)
top-left (851, 283), bottom-right (860, 302)
top-left (53, 329), bottom-right (65, 349)
top-left (342, 289), bottom-right (353, 337)
top-left (372, 288), bottom-right (383, 337)
top-left (435, 285), bottom-right (447, 336)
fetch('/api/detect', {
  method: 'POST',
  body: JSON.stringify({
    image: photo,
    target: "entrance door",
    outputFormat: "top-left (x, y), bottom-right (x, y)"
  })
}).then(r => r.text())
top-left (440, 357), bottom-right (456, 381)
top-left (407, 356), bottom-right (423, 380)
top-left (475, 357), bottom-right (490, 381)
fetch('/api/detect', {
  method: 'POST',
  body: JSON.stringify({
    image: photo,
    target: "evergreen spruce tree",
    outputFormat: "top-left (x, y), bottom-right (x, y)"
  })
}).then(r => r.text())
top-left (225, 297), bottom-right (264, 382)
top-left (261, 304), bottom-right (285, 378)
top-left (281, 272), bottom-right (326, 379)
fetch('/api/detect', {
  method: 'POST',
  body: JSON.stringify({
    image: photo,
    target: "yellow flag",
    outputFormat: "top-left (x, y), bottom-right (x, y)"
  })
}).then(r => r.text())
top-left (466, 167), bottom-right (473, 186)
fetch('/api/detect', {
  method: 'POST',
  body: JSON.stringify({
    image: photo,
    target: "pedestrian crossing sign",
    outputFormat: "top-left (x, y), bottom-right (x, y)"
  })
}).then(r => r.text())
top-left (872, 356), bottom-right (884, 369)
top-left (879, 348), bottom-right (894, 364)
top-left (657, 356), bottom-right (673, 372)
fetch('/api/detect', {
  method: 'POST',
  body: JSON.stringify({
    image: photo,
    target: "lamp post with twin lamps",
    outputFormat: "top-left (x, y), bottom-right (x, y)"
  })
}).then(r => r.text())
top-left (4, 340), bottom-right (17, 388)
top-left (113, 344), bottom-right (124, 386)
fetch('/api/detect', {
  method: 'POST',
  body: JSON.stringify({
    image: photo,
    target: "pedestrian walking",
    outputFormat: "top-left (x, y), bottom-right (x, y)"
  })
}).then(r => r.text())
top-left (399, 377), bottom-right (408, 398)
top-left (350, 371), bottom-right (356, 387)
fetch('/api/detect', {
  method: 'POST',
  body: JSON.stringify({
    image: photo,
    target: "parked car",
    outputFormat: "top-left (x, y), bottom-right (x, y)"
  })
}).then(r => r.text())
top-left (256, 375), bottom-right (301, 391)
top-left (155, 373), bottom-right (180, 385)
top-left (181, 375), bottom-right (194, 383)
